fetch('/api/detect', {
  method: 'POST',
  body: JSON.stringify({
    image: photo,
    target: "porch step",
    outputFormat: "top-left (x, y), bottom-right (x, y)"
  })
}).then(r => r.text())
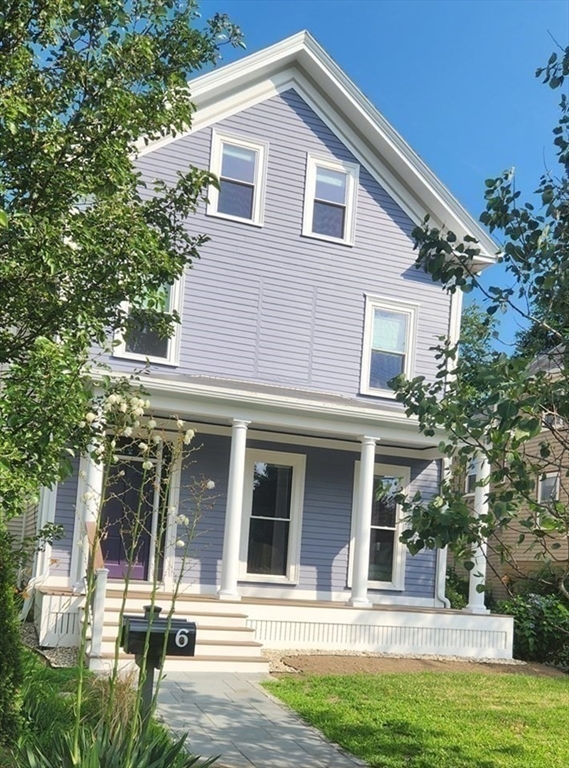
top-left (98, 637), bottom-right (263, 658)
top-left (102, 606), bottom-right (249, 629)
top-left (101, 624), bottom-right (256, 644)
top-left (89, 653), bottom-right (269, 674)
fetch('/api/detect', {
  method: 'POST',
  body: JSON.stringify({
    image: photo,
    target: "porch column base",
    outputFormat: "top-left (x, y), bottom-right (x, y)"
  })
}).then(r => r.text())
top-left (218, 590), bottom-right (242, 602)
top-left (462, 605), bottom-right (490, 615)
top-left (349, 597), bottom-right (372, 608)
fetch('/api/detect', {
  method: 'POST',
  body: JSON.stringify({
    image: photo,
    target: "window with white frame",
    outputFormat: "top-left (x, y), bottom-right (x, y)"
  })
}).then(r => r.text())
top-left (465, 460), bottom-right (477, 496)
top-left (361, 296), bottom-right (417, 396)
top-left (303, 155), bottom-right (359, 244)
top-left (538, 473), bottom-right (559, 504)
top-left (208, 131), bottom-right (267, 225)
top-left (240, 450), bottom-right (306, 583)
top-left (114, 281), bottom-right (182, 365)
top-left (349, 462), bottom-right (409, 590)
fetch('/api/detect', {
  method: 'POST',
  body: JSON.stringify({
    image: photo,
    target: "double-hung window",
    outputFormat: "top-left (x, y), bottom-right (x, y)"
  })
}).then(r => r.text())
top-left (538, 473), bottom-right (559, 504)
top-left (465, 460), bottom-right (477, 496)
top-left (349, 462), bottom-right (409, 590)
top-left (303, 155), bottom-right (359, 244)
top-left (208, 131), bottom-right (267, 226)
top-left (361, 296), bottom-right (418, 396)
top-left (114, 280), bottom-right (183, 366)
top-left (240, 450), bottom-right (306, 583)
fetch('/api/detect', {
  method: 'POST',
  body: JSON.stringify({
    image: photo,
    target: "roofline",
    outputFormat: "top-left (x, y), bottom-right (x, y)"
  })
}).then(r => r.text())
top-left (138, 30), bottom-right (498, 263)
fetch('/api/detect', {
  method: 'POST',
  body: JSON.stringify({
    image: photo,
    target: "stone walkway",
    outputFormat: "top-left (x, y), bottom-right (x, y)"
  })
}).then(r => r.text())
top-left (156, 672), bottom-right (365, 768)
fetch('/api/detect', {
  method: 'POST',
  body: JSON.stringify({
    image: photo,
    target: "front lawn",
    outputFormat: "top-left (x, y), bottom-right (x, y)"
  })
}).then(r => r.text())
top-left (264, 672), bottom-right (569, 768)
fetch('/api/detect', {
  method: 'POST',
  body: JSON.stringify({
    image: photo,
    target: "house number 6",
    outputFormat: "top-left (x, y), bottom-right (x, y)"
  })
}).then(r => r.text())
top-left (175, 628), bottom-right (189, 648)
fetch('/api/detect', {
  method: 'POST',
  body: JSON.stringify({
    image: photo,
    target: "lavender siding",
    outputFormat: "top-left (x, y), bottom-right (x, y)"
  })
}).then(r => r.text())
top-left (105, 88), bottom-right (450, 398)
top-left (177, 433), bottom-right (438, 601)
top-left (52, 459), bottom-right (80, 578)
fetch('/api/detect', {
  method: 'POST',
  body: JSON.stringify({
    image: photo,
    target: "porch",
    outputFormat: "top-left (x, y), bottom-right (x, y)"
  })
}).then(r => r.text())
top-left (36, 585), bottom-right (514, 673)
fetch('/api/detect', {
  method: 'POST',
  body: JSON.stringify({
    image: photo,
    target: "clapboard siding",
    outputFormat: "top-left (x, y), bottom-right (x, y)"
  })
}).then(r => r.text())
top-left (105, 88), bottom-right (450, 398)
top-left (177, 434), bottom-right (438, 600)
top-left (51, 459), bottom-right (80, 578)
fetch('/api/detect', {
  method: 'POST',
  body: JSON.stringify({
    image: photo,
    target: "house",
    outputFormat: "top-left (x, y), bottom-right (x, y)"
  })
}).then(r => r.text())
top-left (27, 32), bottom-right (513, 671)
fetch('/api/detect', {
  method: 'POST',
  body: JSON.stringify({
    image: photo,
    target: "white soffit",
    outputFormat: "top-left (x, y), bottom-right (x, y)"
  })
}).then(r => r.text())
top-left (136, 30), bottom-right (498, 263)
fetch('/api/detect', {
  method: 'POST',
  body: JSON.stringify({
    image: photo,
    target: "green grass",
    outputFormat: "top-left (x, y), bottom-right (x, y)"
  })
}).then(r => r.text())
top-left (264, 672), bottom-right (569, 768)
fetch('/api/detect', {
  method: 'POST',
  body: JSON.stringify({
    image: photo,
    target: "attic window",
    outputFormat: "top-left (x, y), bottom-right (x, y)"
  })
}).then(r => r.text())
top-left (303, 155), bottom-right (359, 245)
top-left (208, 131), bottom-right (267, 226)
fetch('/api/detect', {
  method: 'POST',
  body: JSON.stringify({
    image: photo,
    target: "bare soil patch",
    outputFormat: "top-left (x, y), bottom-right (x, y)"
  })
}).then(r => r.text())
top-left (278, 654), bottom-right (567, 678)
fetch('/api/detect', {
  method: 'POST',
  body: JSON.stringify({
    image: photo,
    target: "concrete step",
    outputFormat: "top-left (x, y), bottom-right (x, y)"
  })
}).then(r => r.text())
top-left (89, 653), bottom-right (269, 674)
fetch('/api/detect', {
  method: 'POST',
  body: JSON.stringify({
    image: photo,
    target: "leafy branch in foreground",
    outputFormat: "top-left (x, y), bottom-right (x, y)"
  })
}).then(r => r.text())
top-left (391, 46), bottom-right (569, 599)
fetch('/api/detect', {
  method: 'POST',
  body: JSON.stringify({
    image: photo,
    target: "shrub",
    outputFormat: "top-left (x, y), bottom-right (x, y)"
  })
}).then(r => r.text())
top-left (497, 593), bottom-right (569, 667)
top-left (445, 567), bottom-right (469, 610)
top-left (0, 525), bottom-right (24, 745)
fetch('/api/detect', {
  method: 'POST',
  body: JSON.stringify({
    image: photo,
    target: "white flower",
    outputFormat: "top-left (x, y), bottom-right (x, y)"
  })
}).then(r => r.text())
top-left (175, 539), bottom-right (185, 548)
top-left (106, 394), bottom-right (118, 405)
top-left (183, 428), bottom-right (195, 445)
top-left (168, 506), bottom-right (177, 514)
top-left (176, 419), bottom-right (185, 429)
top-left (144, 399), bottom-right (151, 409)
top-left (133, 420), bottom-right (140, 427)
top-left (130, 396), bottom-right (142, 407)
top-left (119, 402), bottom-right (128, 413)
top-left (122, 426), bottom-right (133, 437)
top-left (206, 480), bottom-right (215, 490)
top-left (85, 412), bottom-right (97, 424)
top-left (82, 491), bottom-right (95, 502)
top-left (138, 442), bottom-right (149, 453)
top-left (147, 419), bottom-right (156, 430)
top-left (176, 514), bottom-right (190, 526)
top-left (79, 470), bottom-right (87, 481)
top-left (142, 460), bottom-right (153, 470)
top-left (133, 407), bottom-right (144, 417)
top-left (152, 435), bottom-right (162, 444)
top-left (78, 421), bottom-right (86, 428)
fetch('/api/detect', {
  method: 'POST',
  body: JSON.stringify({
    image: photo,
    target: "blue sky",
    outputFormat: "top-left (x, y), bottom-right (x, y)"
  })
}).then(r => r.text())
top-left (200, 0), bottom-right (568, 348)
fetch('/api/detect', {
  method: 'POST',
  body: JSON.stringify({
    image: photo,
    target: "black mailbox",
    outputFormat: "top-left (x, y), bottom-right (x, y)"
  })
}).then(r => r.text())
top-left (121, 606), bottom-right (196, 667)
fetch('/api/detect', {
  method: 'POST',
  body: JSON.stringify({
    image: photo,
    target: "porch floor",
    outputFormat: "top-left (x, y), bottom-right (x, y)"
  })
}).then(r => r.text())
top-left (156, 671), bottom-right (365, 768)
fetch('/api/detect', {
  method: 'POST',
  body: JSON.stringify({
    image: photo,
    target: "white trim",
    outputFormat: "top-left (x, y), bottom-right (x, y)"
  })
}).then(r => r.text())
top-left (348, 461), bottom-right (410, 591)
top-left (302, 154), bottom-right (359, 245)
top-left (113, 277), bottom-right (184, 367)
top-left (92, 369), bottom-right (445, 447)
top-left (207, 130), bottom-right (267, 227)
top-left (239, 449), bottom-right (306, 584)
top-left (162, 453), bottom-right (182, 591)
top-left (134, 31), bottom-right (498, 262)
top-left (360, 295), bottom-right (419, 398)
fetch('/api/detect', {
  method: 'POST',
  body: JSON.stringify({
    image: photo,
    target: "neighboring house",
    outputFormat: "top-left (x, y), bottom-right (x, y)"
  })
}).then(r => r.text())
top-left (27, 32), bottom-right (513, 671)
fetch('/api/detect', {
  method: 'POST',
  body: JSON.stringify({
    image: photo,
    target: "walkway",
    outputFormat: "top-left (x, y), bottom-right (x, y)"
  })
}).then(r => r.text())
top-left (156, 672), bottom-right (365, 768)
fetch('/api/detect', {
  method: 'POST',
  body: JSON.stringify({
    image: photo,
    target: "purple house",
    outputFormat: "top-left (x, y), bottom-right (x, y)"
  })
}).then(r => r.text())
top-left (30, 32), bottom-right (512, 671)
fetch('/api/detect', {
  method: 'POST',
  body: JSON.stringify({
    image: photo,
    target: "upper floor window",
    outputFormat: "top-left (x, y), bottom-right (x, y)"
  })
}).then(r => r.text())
top-left (302, 155), bottom-right (359, 245)
top-left (538, 473), bottom-right (559, 504)
top-left (465, 460), bottom-right (477, 496)
top-left (360, 296), bottom-right (418, 397)
top-left (114, 281), bottom-right (183, 366)
top-left (208, 131), bottom-right (267, 226)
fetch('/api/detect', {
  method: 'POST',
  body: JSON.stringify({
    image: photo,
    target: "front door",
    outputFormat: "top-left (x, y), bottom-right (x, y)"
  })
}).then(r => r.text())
top-left (99, 444), bottom-right (169, 581)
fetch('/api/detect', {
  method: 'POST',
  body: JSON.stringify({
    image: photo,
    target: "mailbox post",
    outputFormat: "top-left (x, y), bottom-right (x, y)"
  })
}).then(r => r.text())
top-left (121, 605), bottom-right (197, 720)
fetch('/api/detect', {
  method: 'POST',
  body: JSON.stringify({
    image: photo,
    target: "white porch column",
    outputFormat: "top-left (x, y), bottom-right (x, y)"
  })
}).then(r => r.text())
top-left (75, 450), bottom-right (104, 589)
top-left (350, 436), bottom-right (377, 607)
top-left (218, 419), bottom-right (250, 601)
top-left (464, 452), bottom-right (490, 614)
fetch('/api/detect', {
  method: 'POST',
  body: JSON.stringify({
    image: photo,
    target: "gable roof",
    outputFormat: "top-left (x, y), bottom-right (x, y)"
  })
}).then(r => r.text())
top-left (137, 31), bottom-right (498, 264)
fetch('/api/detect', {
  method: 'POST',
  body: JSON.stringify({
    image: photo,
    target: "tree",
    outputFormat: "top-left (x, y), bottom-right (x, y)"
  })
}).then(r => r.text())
top-left (0, 0), bottom-right (242, 743)
top-left (0, 0), bottom-right (243, 515)
top-left (392, 46), bottom-right (569, 598)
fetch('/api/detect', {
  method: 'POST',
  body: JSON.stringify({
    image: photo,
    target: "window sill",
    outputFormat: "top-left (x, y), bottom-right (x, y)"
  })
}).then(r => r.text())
top-left (300, 230), bottom-right (354, 247)
top-left (112, 351), bottom-right (180, 368)
top-left (206, 209), bottom-right (264, 228)
top-left (238, 573), bottom-right (298, 585)
top-left (359, 387), bottom-right (398, 399)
